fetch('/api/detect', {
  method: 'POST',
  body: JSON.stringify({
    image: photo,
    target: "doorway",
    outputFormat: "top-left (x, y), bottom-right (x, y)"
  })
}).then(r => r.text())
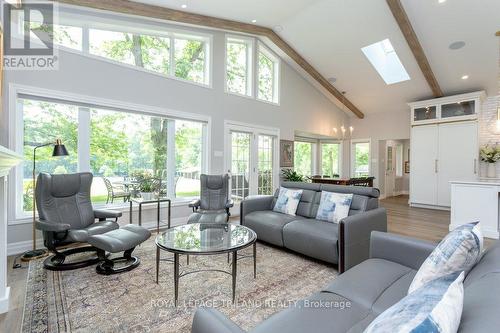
top-left (380, 139), bottom-right (409, 199)
top-left (224, 121), bottom-right (280, 203)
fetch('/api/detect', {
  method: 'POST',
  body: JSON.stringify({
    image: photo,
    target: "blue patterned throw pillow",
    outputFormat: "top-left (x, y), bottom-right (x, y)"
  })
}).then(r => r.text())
top-left (408, 222), bottom-right (482, 294)
top-left (364, 272), bottom-right (464, 333)
top-left (315, 191), bottom-right (353, 223)
top-left (272, 187), bottom-right (303, 216)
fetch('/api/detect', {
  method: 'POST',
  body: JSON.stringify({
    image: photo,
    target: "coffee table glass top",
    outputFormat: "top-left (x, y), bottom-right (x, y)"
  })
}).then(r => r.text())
top-left (156, 223), bottom-right (256, 254)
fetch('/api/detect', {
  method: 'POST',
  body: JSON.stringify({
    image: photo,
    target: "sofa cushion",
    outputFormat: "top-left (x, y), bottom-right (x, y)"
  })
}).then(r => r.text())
top-left (283, 219), bottom-right (339, 264)
top-left (251, 292), bottom-right (370, 333)
top-left (282, 219), bottom-right (339, 263)
top-left (273, 187), bottom-right (303, 216)
top-left (459, 242), bottom-right (500, 333)
top-left (365, 272), bottom-right (464, 333)
top-left (243, 211), bottom-right (297, 246)
top-left (408, 222), bottom-right (483, 294)
top-left (322, 258), bottom-right (414, 310)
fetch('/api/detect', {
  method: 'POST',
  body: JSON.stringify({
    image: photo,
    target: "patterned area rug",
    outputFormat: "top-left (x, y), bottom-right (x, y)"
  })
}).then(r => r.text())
top-left (22, 238), bottom-right (337, 333)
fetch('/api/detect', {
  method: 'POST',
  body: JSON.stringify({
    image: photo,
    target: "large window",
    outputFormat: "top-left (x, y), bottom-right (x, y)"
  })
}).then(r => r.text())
top-left (89, 28), bottom-right (208, 84)
top-left (321, 143), bottom-right (340, 177)
top-left (294, 141), bottom-right (314, 177)
top-left (37, 11), bottom-right (211, 86)
top-left (257, 44), bottom-right (280, 104)
top-left (19, 94), bottom-right (208, 215)
top-left (21, 99), bottom-right (78, 212)
top-left (351, 141), bottom-right (371, 177)
top-left (225, 36), bottom-right (253, 96)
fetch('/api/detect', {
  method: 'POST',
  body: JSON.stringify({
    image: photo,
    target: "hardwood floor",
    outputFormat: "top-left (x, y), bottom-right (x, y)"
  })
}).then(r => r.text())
top-left (381, 195), bottom-right (450, 243)
top-left (0, 195), bottom-right (491, 332)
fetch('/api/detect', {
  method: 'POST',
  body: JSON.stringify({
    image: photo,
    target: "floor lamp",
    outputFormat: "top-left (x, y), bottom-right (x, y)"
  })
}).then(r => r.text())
top-left (21, 139), bottom-right (69, 262)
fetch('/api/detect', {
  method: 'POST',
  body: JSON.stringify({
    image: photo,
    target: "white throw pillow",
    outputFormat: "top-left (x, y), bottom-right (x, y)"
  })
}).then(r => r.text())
top-left (272, 187), bottom-right (303, 216)
top-left (365, 272), bottom-right (464, 333)
top-left (408, 222), bottom-right (483, 294)
top-left (315, 191), bottom-right (353, 223)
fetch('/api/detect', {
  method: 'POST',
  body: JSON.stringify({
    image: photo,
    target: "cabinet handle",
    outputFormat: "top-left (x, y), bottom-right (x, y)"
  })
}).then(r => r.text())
top-left (474, 159), bottom-right (477, 174)
top-left (435, 159), bottom-right (438, 173)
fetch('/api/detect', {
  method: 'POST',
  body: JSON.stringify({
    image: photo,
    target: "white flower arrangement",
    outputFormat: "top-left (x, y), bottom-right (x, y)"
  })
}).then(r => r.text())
top-left (480, 144), bottom-right (500, 164)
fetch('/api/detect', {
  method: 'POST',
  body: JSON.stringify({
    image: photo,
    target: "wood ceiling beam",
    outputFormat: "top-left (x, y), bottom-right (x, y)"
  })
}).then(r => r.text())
top-left (54, 0), bottom-right (365, 118)
top-left (386, 0), bottom-right (443, 97)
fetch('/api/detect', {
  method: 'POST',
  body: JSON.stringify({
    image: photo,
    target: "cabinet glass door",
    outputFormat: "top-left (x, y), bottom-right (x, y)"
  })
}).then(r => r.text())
top-left (441, 100), bottom-right (475, 119)
top-left (414, 106), bottom-right (437, 121)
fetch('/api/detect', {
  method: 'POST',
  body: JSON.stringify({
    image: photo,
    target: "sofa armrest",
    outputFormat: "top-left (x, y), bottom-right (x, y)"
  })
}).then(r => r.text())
top-left (192, 307), bottom-right (246, 333)
top-left (338, 207), bottom-right (387, 273)
top-left (35, 219), bottom-right (71, 232)
top-left (370, 231), bottom-right (436, 270)
top-left (240, 195), bottom-right (274, 225)
top-left (94, 209), bottom-right (122, 221)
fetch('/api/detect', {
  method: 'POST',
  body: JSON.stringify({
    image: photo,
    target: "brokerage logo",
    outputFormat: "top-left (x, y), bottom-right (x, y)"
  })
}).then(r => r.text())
top-left (3, 1), bottom-right (59, 70)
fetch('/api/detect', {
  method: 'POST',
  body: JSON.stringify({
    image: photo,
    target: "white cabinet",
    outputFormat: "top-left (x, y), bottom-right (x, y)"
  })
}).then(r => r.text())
top-left (437, 122), bottom-right (478, 206)
top-left (410, 121), bottom-right (478, 209)
top-left (411, 125), bottom-right (439, 205)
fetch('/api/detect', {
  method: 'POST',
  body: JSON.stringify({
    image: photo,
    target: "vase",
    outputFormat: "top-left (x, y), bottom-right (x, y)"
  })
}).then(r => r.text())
top-left (487, 163), bottom-right (497, 178)
top-left (140, 192), bottom-right (153, 200)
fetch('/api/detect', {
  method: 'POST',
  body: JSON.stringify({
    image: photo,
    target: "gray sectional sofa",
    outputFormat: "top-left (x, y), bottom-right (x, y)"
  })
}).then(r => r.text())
top-left (192, 231), bottom-right (500, 333)
top-left (241, 182), bottom-right (387, 272)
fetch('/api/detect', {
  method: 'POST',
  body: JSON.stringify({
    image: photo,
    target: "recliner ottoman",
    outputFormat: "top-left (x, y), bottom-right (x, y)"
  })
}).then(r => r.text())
top-left (87, 224), bottom-right (151, 275)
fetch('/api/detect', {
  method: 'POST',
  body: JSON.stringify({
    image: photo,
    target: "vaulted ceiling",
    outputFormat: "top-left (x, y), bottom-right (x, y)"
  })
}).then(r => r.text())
top-left (131, 0), bottom-right (500, 115)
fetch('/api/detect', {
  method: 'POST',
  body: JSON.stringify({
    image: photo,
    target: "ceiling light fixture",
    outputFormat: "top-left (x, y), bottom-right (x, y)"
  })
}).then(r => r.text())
top-left (251, 19), bottom-right (257, 23)
top-left (449, 41), bottom-right (466, 50)
top-left (328, 77), bottom-right (337, 84)
top-left (181, 4), bottom-right (187, 9)
top-left (438, 0), bottom-right (447, 3)
top-left (461, 75), bottom-right (469, 80)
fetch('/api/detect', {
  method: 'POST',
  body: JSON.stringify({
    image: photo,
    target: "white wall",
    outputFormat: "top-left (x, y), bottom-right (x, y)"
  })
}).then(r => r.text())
top-left (351, 110), bottom-right (411, 188)
top-left (1, 26), bottom-right (349, 251)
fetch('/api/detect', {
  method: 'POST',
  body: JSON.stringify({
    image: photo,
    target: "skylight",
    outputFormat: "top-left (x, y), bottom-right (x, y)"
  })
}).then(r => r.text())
top-left (361, 39), bottom-right (410, 85)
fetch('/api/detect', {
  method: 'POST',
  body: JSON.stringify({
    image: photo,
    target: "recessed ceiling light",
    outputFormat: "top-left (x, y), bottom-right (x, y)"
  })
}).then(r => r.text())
top-left (251, 19), bottom-right (257, 23)
top-left (328, 77), bottom-right (337, 84)
top-left (461, 75), bottom-right (469, 80)
top-left (181, 4), bottom-right (187, 9)
top-left (449, 41), bottom-right (466, 50)
top-left (438, 0), bottom-right (446, 3)
top-left (274, 25), bottom-right (283, 32)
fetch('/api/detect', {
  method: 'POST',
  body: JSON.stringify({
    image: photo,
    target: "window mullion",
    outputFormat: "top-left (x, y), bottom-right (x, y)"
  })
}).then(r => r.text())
top-left (77, 107), bottom-right (91, 172)
top-left (166, 119), bottom-right (176, 198)
top-left (169, 36), bottom-right (175, 76)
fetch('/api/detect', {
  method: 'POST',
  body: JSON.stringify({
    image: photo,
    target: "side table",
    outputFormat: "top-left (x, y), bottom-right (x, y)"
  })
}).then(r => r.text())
top-left (129, 197), bottom-right (171, 233)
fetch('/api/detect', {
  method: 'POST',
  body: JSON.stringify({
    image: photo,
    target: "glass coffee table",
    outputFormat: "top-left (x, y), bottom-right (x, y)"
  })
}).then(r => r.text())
top-left (155, 223), bottom-right (257, 305)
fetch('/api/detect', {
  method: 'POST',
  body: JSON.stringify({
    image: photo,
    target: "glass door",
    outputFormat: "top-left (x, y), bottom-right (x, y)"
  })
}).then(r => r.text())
top-left (257, 135), bottom-right (274, 195)
top-left (226, 124), bottom-right (278, 201)
top-left (230, 131), bottom-right (251, 202)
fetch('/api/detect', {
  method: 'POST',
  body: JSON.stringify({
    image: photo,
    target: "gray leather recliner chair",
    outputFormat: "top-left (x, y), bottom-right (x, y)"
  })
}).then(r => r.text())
top-left (188, 174), bottom-right (234, 224)
top-left (35, 172), bottom-right (122, 271)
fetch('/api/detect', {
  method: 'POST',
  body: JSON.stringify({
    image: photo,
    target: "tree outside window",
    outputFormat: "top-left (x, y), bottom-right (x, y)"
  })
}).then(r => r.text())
top-left (226, 37), bottom-right (252, 96)
top-left (294, 142), bottom-right (313, 177)
top-left (353, 142), bottom-right (370, 177)
top-left (321, 143), bottom-right (340, 177)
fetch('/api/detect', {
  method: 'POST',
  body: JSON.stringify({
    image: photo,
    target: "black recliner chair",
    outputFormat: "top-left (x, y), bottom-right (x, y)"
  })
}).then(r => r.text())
top-left (35, 172), bottom-right (123, 271)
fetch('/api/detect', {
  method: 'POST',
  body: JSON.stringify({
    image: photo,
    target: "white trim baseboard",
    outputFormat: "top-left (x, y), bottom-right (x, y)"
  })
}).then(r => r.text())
top-left (0, 287), bottom-right (10, 314)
